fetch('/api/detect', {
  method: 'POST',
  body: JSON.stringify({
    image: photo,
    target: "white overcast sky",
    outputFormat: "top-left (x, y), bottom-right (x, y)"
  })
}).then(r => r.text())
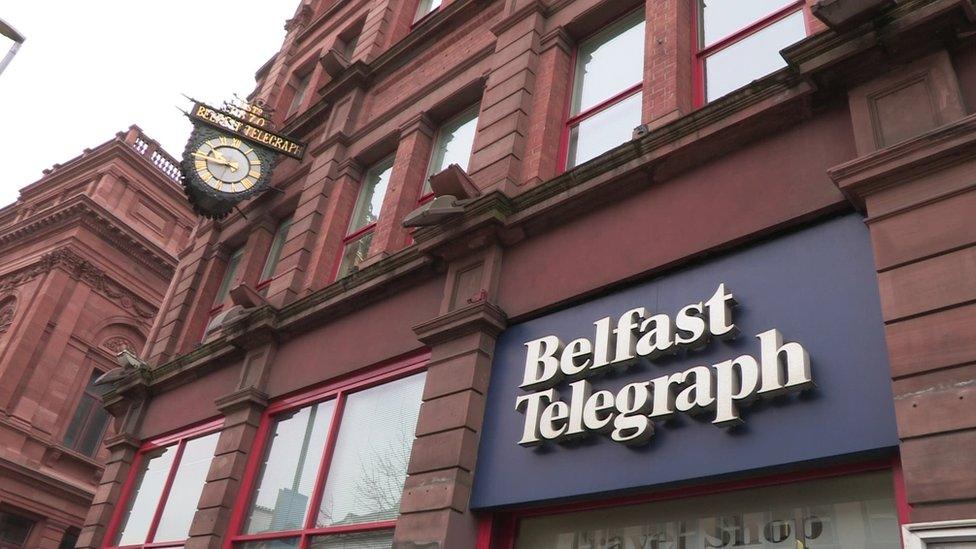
top-left (0, 2), bottom-right (299, 208)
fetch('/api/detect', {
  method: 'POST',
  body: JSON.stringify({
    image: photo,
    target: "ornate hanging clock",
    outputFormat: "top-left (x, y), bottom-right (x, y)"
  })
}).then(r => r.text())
top-left (180, 99), bottom-right (306, 219)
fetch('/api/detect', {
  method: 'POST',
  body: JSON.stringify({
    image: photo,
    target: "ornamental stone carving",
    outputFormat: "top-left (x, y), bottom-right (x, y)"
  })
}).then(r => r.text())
top-left (0, 298), bottom-right (15, 335)
top-left (0, 247), bottom-right (156, 320)
top-left (102, 336), bottom-right (135, 354)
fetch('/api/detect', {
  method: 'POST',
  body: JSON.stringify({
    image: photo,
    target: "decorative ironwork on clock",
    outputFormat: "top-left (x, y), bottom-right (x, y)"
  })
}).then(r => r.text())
top-left (179, 97), bottom-right (307, 219)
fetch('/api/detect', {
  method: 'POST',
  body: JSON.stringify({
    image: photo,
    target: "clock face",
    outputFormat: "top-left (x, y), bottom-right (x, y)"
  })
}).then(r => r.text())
top-left (191, 136), bottom-right (263, 194)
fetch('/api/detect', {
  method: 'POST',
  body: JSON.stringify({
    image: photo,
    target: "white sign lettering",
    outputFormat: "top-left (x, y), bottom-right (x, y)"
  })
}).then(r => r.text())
top-left (515, 284), bottom-right (813, 447)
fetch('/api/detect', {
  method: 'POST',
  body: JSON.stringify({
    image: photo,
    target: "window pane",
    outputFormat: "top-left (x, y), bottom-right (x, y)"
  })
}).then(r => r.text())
top-left (310, 530), bottom-right (394, 549)
top-left (287, 73), bottom-right (312, 116)
top-left (572, 11), bottom-right (645, 115)
top-left (315, 373), bottom-right (426, 528)
top-left (62, 394), bottom-right (95, 450)
top-left (336, 231), bottom-right (374, 279)
top-left (57, 528), bottom-right (80, 549)
top-left (704, 11), bottom-right (806, 102)
top-left (154, 432), bottom-right (220, 542)
top-left (115, 445), bottom-right (178, 545)
top-left (244, 401), bottom-right (336, 534)
top-left (701, 0), bottom-right (798, 46)
top-left (260, 217), bottom-right (293, 282)
top-left (215, 247), bottom-right (245, 306)
top-left (426, 106), bottom-right (479, 190)
top-left (567, 92), bottom-right (642, 168)
top-left (0, 510), bottom-right (34, 545)
top-left (76, 405), bottom-right (109, 457)
top-left (516, 471), bottom-right (899, 549)
top-left (415, 0), bottom-right (442, 20)
top-left (348, 158), bottom-right (394, 234)
top-left (237, 538), bottom-right (300, 549)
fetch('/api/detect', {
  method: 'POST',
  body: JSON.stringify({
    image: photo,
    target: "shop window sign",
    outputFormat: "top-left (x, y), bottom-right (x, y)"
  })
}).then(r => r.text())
top-left (515, 472), bottom-right (900, 549)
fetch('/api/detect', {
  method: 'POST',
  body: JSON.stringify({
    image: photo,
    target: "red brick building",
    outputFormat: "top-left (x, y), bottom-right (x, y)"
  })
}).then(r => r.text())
top-left (0, 127), bottom-right (193, 548)
top-left (83, 0), bottom-right (976, 548)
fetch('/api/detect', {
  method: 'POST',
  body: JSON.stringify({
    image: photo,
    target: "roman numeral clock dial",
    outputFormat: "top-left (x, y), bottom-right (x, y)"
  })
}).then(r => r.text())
top-left (191, 137), bottom-right (262, 193)
top-left (179, 99), bottom-right (305, 219)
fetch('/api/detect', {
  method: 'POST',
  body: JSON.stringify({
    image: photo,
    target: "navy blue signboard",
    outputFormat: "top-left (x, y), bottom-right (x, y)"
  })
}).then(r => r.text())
top-left (470, 214), bottom-right (898, 509)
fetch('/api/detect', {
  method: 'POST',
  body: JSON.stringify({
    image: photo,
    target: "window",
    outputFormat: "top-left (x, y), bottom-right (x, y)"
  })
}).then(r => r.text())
top-left (0, 510), bottom-right (34, 549)
top-left (63, 370), bottom-right (110, 457)
top-left (422, 105), bottom-right (479, 196)
top-left (515, 471), bottom-right (901, 549)
top-left (697, 0), bottom-right (808, 103)
top-left (214, 246), bottom-right (245, 307)
top-left (565, 11), bottom-right (645, 169)
top-left (258, 217), bottom-right (293, 293)
top-left (231, 369), bottom-right (427, 548)
top-left (57, 528), bottom-right (80, 549)
top-left (287, 72), bottom-right (313, 118)
top-left (336, 157), bottom-right (394, 279)
top-left (414, 0), bottom-right (442, 22)
top-left (108, 424), bottom-right (222, 548)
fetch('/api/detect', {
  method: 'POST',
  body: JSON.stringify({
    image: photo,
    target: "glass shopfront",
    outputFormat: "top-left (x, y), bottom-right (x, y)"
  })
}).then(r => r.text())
top-left (514, 472), bottom-right (900, 549)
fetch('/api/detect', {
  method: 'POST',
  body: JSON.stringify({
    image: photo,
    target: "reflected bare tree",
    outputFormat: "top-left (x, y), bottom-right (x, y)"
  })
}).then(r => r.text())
top-left (315, 430), bottom-right (413, 527)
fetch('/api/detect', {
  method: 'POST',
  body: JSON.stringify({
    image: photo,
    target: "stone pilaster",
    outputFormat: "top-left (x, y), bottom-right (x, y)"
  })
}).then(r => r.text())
top-left (394, 300), bottom-right (506, 548)
top-left (368, 113), bottom-right (436, 260)
top-left (829, 53), bottom-right (976, 521)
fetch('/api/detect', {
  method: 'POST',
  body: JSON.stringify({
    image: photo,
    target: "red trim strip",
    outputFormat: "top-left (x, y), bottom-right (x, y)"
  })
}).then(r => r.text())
top-left (224, 352), bottom-right (430, 547)
top-left (566, 84), bottom-right (643, 126)
top-left (103, 419), bottom-right (225, 548)
top-left (698, 0), bottom-right (805, 56)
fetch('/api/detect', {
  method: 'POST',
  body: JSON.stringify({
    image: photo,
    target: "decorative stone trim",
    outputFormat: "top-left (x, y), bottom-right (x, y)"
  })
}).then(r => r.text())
top-left (214, 387), bottom-right (269, 414)
top-left (413, 300), bottom-right (508, 346)
top-left (0, 247), bottom-right (157, 320)
top-left (828, 113), bottom-right (976, 212)
top-left (0, 195), bottom-right (177, 279)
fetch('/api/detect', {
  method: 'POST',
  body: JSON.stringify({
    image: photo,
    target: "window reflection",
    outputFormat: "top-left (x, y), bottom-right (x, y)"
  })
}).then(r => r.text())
top-left (244, 401), bottom-right (336, 534)
top-left (315, 373), bottom-right (426, 528)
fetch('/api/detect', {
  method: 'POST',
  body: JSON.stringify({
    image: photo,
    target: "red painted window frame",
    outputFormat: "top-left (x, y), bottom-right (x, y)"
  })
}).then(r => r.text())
top-left (224, 351), bottom-right (430, 549)
top-left (332, 156), bottom-right (396, 282)
top-left (476, 456), bottom-right (909, 549)
top-left (558, 9), bottom-right (646, 173)
top-left (692, 0), bottom-right (810, 108)
top-left (102, 418), bottom-right (225, 549)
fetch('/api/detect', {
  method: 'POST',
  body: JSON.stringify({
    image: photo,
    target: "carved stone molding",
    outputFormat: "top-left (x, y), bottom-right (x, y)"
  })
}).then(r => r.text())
top-left (0, 247), bottom-right (157, 320)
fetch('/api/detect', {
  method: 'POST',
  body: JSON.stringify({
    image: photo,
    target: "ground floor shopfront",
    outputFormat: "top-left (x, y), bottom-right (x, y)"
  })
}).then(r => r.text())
top-left (470, 214), bottom-right (910, 549)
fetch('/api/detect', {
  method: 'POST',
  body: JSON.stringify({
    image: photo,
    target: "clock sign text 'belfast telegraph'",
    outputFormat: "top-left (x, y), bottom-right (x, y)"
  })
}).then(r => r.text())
top-left (179, 98), bottom-right (307, 218)
top-left (516, 284), bottom-right (814, 447)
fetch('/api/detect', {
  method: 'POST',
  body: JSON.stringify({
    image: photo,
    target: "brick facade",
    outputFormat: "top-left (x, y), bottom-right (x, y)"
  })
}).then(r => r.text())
top-left (82, 0), bottom-right (976, 547)
top-left (0, 126), bottom-right (192, 548)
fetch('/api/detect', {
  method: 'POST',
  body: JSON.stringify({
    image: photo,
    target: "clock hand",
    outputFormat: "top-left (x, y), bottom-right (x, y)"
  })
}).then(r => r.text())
top-left (192, 152), bottom-right (239, 170)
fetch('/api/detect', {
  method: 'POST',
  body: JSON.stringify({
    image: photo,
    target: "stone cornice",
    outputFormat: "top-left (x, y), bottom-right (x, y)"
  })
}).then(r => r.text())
top-left (0, 246), bottom-right (157, 321)
top-left (0, 453), bottom-right (95, 504)
top-left (0, 195), bottom-right (177, 280)
top-left (413, 300), bottom-right (508, 345)
top-left (828, 113), bottom-right (976, 211)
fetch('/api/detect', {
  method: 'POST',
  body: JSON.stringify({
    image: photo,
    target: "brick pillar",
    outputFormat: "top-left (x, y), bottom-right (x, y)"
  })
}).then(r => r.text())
top-left (352, 0), bottom-right (416, 64)
top-left (644, 0), bottom-right (693, 128)
top-left (521, 28), bottom-right (572, 187)
top-left (395, 300), bottom-right (506, 548)
top-left (468, 4), bottom-right (544, 194)
top-left (829, 53), bottom-right (976, 522)
top-left (145, 223), bottom-right (221, 365)
top-left (367, 113), bottom-right (435, 261)
top-left (235, 219), bottom-right (277, 290)
top-left (185, 387), bottom-right (269, 549)
top-left (303, 159), bottom-right (366, 290)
